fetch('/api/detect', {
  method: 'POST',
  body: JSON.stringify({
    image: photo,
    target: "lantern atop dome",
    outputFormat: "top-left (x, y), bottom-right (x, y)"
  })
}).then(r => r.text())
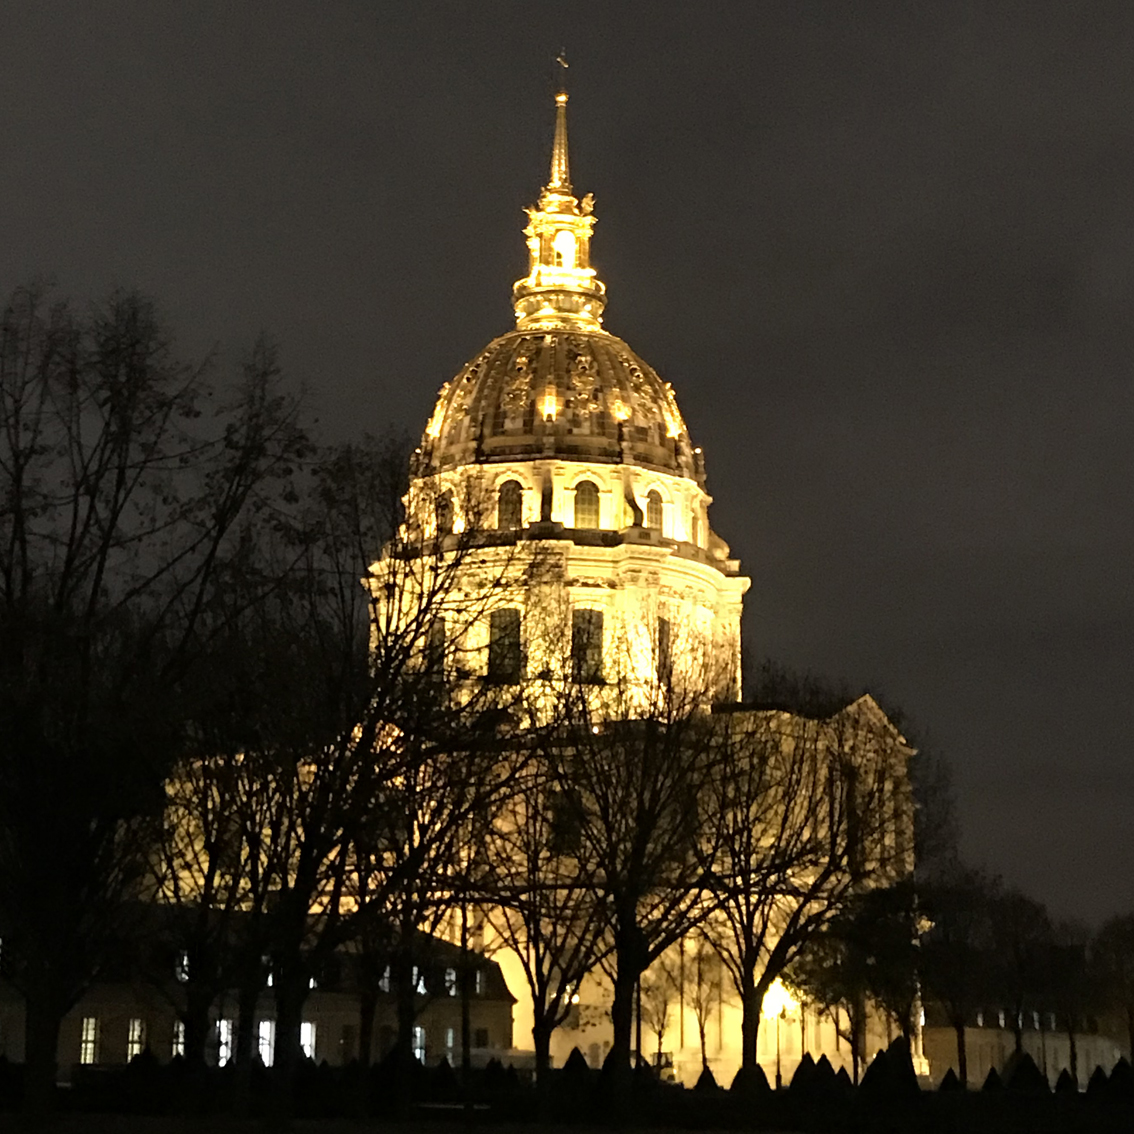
top-left (512, 65), bottom-right (607, 330)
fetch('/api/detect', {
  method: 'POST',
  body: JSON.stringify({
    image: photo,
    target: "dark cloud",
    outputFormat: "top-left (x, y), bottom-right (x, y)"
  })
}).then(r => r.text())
top-left (2, 1), bottom-right (1130, 922)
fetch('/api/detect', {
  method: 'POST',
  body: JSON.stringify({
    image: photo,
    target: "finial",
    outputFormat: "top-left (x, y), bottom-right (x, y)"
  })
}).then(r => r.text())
top-left (548, 53), bottom-right (571, 191)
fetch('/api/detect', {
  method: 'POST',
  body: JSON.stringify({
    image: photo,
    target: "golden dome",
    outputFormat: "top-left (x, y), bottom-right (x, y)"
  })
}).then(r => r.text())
top-left (419, 83), bottom-right (705, 484)
top-left (419, 328), bottom-right (703, 482)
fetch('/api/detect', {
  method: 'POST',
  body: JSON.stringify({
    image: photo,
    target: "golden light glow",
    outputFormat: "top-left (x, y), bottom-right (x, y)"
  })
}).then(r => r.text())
top-left (552, 229), bottom-right (577, 268)
top-left (611, 400), bottom-right (630, 422)
top-left (761, 978), bottom-right (798, 1019)
top-left (542, 391), bottom-right (558, 419)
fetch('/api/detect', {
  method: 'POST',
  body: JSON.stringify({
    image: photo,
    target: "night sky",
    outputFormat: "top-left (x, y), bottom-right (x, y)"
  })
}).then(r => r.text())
top-left (3, 2), bottom-right (1131, 925)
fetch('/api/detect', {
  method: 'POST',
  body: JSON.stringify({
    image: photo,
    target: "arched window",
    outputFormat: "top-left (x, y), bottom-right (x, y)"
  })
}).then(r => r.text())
top-left (645, 490), bottom-right (663, 532)
top-left (497, 480), bottom-right (523, 530)
top-left (574, 481), bottom-right (600, 528)
top-left (552, 229), bottom-right (576, 268)
top-left (436, 490), bottom-right (454, 536)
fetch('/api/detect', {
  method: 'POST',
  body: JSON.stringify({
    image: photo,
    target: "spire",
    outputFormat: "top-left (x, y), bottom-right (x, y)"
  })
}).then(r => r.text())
top-left (512, 60), bottom-right (606, 329)
top-left (549, 56), bottom-right (571, 191)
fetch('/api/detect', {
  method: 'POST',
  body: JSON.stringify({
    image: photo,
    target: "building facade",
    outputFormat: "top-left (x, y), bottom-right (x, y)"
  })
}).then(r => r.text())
top-left (368, 83), bottom-right (922, 1089)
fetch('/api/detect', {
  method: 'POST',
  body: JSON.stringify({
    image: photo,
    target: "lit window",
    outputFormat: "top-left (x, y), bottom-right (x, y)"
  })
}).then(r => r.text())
top-left (645, 490), bottom-right (663, 532)
top-left (1033, 1010), bottom-right (1040, 1030)
top-left (217, 1019), bottom-right (234, 1066)
top-left (475, 969), bottom-right (485, 996)
top-left (552, 229), bottom-right (576, 269)
top-left (976, 1011), bottom-right (984, 1027)
top-left (175, 951), bottom-right (189, 983)
top-left (487, 608), bottom-right (522, 684)
top-left (300, 1021), bottom-right (317, 1061)
top-left (445, 968), bottom-right (458, 996)
top-left (127, 1018), bottom-right (145, 1060)
top-left (998, 1010), bottom-right (1006, 1029)
top-left (573, 481), bottom-right (600, 528)
top-left (172, 1020), bottom-right (185, 1059)
top-left (497, 480), bottom-right (523, 530)
top-left (445, 1027), bottom-right (456, 1056)
top-left (571, 608), bottom-right (604, 684)
top-left (412, 966), bottom-right (427, 995)
top-left (379, 966), bottom-right (390, 993)
top-left (80, 1017), bottom-right (99, 1065)
top-left (309, 976), bottom-right (317, 991)
top-left (412, 1025), bottom-right (426, 1063)
top-left (1049, 1012), bottom-right (1056, 1031)
top-left (258, 1020), bottom-right (275, 1066)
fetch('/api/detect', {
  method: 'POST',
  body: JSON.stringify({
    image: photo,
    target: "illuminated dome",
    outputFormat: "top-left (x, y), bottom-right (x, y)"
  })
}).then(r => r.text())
top-left (420, 328), bottom-right (703, 481)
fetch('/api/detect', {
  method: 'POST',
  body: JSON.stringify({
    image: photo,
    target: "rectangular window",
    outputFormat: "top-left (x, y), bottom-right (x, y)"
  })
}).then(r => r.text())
top-left (412, 1025), bottom-right (426, 1063)
top-left (445, 1027), bottom-right (456, 1056)
top-left (217, 1019), bottom-right (234, 1066)
top-left (426, 618), bottom-right (446, 676)
top-left (475, 969), bottom-right (485, 996)
top-left (571, 608), bottom-right (603, 684)
top-left (379, 965), bottom-right (390, 993)
top-left (175, 951), bottom-right (189, 983)
top-left (80, 1017), bottom-right (99, 1065)
top-left (127, 1018), bottom-right (145, 1060)
top-left (172, 1020), bottom-right (185, 1059)
top-left (258, 1020), bottom-right (275, 1066)
top-left (487, 608), bottom-right (522, 683)
top-left (445, 967), bottom-right (458, 996)
top-left (474, 1027), bottom-right (489, 1049)
top-left (657, 616), bottom-right (672, 683)
top-left (300, 1021), bottom-right (317, 1061)
top-left (340, 1024), bottom-right (357, 1062)
top-left (412, 966), bottom-right (426, 994)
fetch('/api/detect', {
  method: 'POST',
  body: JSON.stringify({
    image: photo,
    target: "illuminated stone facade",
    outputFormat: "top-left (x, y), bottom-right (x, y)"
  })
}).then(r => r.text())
top-left (370, 83), bottom-right (921, 1087)
top-left (373, 84), bottom-right (748, 714)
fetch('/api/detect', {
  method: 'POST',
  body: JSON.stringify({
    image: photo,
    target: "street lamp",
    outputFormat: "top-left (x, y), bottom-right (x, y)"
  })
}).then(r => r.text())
top-left (761, 978), bottom-right (799, 1090)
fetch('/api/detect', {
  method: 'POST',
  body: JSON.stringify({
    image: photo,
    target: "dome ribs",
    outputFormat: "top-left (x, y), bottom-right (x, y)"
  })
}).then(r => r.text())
top-left (422, 329), bottom-right (699, 479)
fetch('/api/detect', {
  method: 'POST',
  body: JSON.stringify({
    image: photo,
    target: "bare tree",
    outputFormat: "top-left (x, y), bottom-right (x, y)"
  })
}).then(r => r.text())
top-left (481, 746), bottom-right (611, 1081)
top-left (553, 676), bottom-right (723, 1087)
top-left (684, 935), bottom-right (722, 1072)
top-left (919, 866), bottom-right (999, 1086)
top-left (702, 691), bottom-right (912, 1075)
top-left (639, 948), bottom-right (679, 1071)
top-left (0, 285), bottom-right (305, 1112)
top-left (1093, 913), bottom-right (1134, 1060)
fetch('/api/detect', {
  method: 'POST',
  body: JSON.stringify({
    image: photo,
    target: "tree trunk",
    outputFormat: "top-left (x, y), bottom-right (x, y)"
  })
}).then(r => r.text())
top-left (532, 1014), bottom-right (554, 1080)
top-left (610, 966), bottom-right (637, 1075)
top-left (954, 1019), bottom-right (968, 1087)
top-left (358, 985), bottom-right (378, 1068)
top-left (231, 971), bottom-right (261, 1117)
top-left (270, 966), bottom-right (309, 1124)
top-left (182, 982), bottom-right (215, 1066)
top-left (739, 968), bottom-right (763, 1071)
top-left (393, 947), bottom-right (416, 1061)
top-left (22, 985), bottom-right (64, 1118)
